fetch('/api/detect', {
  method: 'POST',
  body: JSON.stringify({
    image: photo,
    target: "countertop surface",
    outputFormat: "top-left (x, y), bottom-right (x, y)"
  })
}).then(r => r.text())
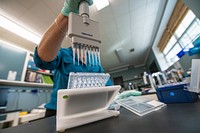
top-left (1, 99), bottom-right (200, 133)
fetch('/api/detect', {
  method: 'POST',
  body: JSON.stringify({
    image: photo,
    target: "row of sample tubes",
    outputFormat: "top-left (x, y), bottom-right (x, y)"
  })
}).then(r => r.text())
top-left (72, 43), bottom-right (101, 66)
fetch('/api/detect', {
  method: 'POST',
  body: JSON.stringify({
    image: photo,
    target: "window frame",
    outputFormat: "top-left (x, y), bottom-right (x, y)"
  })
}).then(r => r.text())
top-left (163, 13), bottom-right (200, 64)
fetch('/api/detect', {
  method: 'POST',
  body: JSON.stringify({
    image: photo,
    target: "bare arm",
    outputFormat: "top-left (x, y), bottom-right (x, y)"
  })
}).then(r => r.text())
top-left (37, 13), bottom-right (68, 62)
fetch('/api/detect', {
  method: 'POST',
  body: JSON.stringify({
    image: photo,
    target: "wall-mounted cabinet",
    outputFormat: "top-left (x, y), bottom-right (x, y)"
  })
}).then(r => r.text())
top-left (0, 41), bottom-right (53, 113)
top-left (0, 41), bottom-right (26, 81)
top-left (0, 41), bottom-right (53, 85)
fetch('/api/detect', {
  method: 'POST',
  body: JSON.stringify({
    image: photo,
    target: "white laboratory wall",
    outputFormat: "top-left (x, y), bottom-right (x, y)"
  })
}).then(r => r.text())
top-left (146, 50), bottom-right (161, 72)
top-left (110, 66), bottom-right (147, 82)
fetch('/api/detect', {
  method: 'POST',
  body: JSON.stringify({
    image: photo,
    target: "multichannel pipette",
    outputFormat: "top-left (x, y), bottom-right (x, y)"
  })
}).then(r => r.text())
top-left (68, 1), bottom-right (101, 66)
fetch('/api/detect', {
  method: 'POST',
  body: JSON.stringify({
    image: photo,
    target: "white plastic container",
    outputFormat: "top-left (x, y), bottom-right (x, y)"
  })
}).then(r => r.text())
top-left (56, 85), bottom-right (121, 132)
top-left (189, 59), bottom-right (200, 93)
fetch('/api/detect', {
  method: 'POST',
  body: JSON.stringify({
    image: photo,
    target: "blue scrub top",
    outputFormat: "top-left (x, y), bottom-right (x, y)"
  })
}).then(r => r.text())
top-left (34, 47), bottom-right (113, 110)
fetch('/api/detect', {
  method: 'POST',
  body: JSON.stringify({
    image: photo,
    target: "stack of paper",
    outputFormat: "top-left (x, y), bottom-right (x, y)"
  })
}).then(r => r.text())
top-left (116, 96), bottom-right (166, 116)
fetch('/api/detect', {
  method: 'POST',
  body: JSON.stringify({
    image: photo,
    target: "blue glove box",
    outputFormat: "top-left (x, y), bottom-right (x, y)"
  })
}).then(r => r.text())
top-left (156, 83), bottom-right (198, 103)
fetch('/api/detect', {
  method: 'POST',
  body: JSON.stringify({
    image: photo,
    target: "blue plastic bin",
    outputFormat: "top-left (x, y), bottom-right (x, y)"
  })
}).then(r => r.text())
top-left (156, 83), bottom-right (198, 103)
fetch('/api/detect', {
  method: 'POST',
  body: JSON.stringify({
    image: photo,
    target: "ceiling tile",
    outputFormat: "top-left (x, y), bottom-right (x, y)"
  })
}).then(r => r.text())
top-left (19, 0), bottom-right (55, 35)
top-left (0, 0), bottom-right (27, 20)
top-left (142, 29), bottom-right (153, 45)
top-left (130, 5), bottom-right (146, 24)
top-left (144, 15), bottom-right (156, 30)
top-left (115, 13), bottom-right (131, 29)
top-left (100, 32), bottom-right (110, 45)
top-left (131, 20), bottom-right (144, 32)
top-left (122, 41), bottom-right (133, 53)
top-left (37, 22), bottom-right (52, 35)
top-left (42, 0), bottom-right (63, 15)
top-left (109, 0), bottom-right (129, 18)
top-left (131, 29), bottom-right (143, 45)
top-left (147, 0), bottom-right (154, 3)
top-left (118, 24), bottom-right (131, 43)
top-left (101, 20), bottom-right (117, 34)
top-left (101, 52), bottom-right (120, 69)
top-left (90, 6), bottom-right (100, 22)
top-left (142, 35), bottom-right (152, 46)
top-left (19, 14), bottom-right (44, 36)
top-left (99, 26), bottom-right (105, 37)
top-left (129, 0), bottom-right (147, 11)
top-left (27, 0), bottom-right (55, 21)
top-left (146, 0), bottom-right (160, 17)
top-left (17, 0), bottom-right (37, 9)
top-left (98, 5), bottom-right (114, 24)
top-left (106, 31), bottom-right (121, 46)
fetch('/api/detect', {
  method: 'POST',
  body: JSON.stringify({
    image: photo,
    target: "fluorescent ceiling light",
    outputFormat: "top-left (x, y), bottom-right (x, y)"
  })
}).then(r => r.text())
top-left (93, 0), bottom-right (109, 11)
top-left (0, 15), bottom-right (41, 45)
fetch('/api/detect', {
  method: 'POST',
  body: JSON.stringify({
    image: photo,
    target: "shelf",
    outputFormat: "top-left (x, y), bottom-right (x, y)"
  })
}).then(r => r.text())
top-left (0, 109), bottom-right (22, 115)
top-left (27, 68), bottom-right (54, 76)
top-left (0, 79), bottom-right (53, 88)
top-left (123, 77), bottom-right (143, 82)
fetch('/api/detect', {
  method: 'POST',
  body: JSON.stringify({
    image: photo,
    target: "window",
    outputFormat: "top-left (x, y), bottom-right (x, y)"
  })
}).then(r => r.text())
top-left (187, 21), bottom-right (200, 40)
top-left (175, 23), bottom-right (186, 38)
top-left (181, 10), bottom-right (195, 28)
top-left (163, 36), bottom-right (177, 55)
top-left (179, 33), bottom-right (191, 47)
top-left (163, 10), bottom-right (200, 64)
top-left (165, 44), bottom-right (181, 62)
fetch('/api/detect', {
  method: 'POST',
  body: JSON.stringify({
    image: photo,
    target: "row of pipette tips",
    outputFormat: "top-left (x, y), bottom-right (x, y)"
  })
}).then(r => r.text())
top-left (72, 43), bottom-right (101, 66)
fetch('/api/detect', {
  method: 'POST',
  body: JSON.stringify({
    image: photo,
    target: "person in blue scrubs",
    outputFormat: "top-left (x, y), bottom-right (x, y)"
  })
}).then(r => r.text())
top-left (34, 0), bottom-right (112, 117)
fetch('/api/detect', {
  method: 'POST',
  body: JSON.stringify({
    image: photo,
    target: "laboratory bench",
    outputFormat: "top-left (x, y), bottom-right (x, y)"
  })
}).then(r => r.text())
top-left (1, 95), bottom-right (200, 133)
top-left (0, 79), bottom-right (52, 117)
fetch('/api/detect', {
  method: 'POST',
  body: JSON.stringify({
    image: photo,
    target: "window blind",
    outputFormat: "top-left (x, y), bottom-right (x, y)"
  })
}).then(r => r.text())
top-left (157, 0), bottom-right (189, 52)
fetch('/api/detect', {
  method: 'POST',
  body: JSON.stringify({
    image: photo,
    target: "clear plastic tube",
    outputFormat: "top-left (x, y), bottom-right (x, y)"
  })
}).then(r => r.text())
top-left (91, 47), bottom-right (94, 66)
top-left (95, 48), bottom-right (98, 66)
top-left (72, 43), bottom-right (76, 65)
top-left (88, 47), bottom-right (91, 66)
top-left (98, 48), bottom-right (101, 66)
top-left (84, 46), bottom-right (87, 66)
top-left (81, 45), bottom-right (84, 65)
top-left (77, 44), bottom-right (80, 66)
top-left (72, 44), bottom-right (101, 66)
